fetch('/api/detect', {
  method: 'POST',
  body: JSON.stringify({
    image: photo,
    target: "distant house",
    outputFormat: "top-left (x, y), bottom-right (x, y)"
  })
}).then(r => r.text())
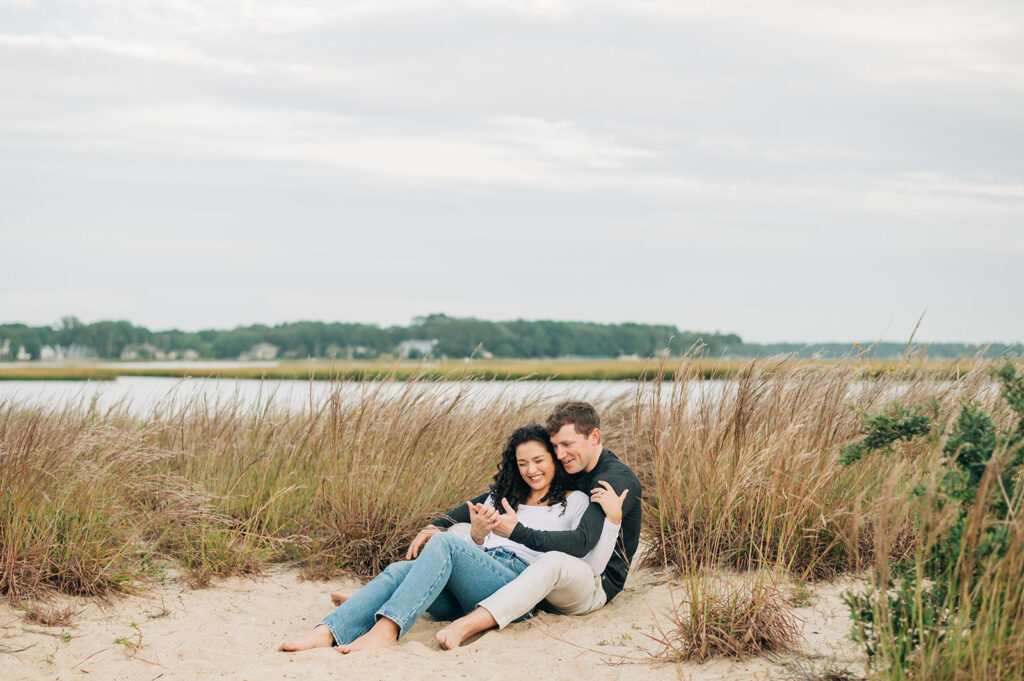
top-left (239, 343), bottom-right (279, 361)
top-left (0, 339), bottom-right (10, 359)
top-left (39, 345), bottom-right (64, 361)
top-left (16, 345), bottom-right (30, 361)
top-left (397, 339), bottom-right (437, 359)
top-left (182, 349), bottom-right (200, 361)
top-left (38, 344), bottom-right (96, 361)
top-left (120, 343), bottom-right (167, 361)
top-left (325, 344), bottom-right (375, 360)
top-left (64, 344), bottom-right (97, 360)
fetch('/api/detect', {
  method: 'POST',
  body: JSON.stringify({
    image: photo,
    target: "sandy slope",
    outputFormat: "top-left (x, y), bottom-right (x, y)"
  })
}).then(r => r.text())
top-left (1, 567), bottom-right (864, 681)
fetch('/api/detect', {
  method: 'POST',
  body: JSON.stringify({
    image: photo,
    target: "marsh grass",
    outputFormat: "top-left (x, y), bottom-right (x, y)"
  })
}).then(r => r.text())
top-left (0, 357), bottom-right (980, 382)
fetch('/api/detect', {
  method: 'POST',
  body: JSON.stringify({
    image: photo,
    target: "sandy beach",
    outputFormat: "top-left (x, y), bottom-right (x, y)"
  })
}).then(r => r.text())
top-left (1, 566), bottom-right (864, 681)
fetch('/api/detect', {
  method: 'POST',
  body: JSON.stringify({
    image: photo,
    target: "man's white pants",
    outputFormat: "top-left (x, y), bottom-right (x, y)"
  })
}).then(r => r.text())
top-left (477, 551), bottom-right (607, 629)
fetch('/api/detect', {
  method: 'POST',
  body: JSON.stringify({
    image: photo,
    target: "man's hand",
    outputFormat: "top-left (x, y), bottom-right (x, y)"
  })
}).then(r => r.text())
top-left (468, 501), bottom-right (501, 545)
top-left (491, 498), bottom-right (519, 538)
top-left (406, 524), bottom-right (442, 559)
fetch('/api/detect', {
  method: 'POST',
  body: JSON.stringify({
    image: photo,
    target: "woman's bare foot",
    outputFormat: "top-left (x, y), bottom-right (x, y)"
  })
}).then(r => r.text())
top-left (336, 617), bottom-right (400, 654)
top-left (330, 592), bottom-right (352, 606)
top-left (278, 624), bottom-right (334, 651)
top-left (436, 607), bottom-right (498, 650)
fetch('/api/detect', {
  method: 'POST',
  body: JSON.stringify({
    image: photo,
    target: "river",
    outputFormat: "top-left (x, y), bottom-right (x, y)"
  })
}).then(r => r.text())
top-left (0, 376), bottom-right (708, 415)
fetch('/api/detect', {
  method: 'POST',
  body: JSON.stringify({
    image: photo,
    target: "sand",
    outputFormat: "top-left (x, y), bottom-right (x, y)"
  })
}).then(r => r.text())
top-left (1, 567), bottom-right (865, 681)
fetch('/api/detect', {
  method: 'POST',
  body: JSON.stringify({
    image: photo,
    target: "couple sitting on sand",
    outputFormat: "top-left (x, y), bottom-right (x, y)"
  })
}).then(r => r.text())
top-left (279, 400), bottom-right (642, 654)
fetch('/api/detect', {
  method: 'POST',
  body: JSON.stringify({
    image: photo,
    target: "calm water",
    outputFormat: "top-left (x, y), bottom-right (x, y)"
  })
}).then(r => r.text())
top-left (0, 376), bottom-right (703, 415)
top-left (0, 375), bottom-right (969, 417)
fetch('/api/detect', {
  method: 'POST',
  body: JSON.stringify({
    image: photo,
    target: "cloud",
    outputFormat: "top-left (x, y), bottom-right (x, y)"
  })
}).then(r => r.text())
top-left (0, 33), bottom-right (258, 73)
top-left (1, 0), bottom-right (1021, 341)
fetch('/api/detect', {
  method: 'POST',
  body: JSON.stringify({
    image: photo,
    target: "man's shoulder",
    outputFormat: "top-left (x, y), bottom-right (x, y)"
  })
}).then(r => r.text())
top-left (595, 449), bottom-right (641, 488)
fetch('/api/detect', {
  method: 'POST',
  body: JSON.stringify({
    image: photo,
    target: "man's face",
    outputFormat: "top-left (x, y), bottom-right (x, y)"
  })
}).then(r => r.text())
top-left (550, 424), bottom-right (601, 474)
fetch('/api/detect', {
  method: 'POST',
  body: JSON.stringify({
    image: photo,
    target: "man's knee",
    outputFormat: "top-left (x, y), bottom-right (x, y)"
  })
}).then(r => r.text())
top-left (535, 554), bottom-right (603, 615)
top-left (528, 552), bottom-right (587, 584)
top-left (532, 551), bottom-right (580, 570)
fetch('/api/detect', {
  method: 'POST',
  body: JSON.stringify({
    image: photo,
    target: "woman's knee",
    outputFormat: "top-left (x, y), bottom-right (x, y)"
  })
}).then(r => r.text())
top-left (381, 559), bottom-right (414, 583)
top-left (422, 531), bottom-right (460, 554)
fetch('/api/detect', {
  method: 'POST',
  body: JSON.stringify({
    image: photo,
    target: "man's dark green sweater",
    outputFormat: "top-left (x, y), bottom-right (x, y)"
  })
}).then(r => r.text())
top-left (430, 449), bottom-right (642, 603)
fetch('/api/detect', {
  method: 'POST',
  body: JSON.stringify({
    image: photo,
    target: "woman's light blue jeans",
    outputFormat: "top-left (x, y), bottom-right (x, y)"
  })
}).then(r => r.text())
top-left (320, 533), bottom-right (529, 645)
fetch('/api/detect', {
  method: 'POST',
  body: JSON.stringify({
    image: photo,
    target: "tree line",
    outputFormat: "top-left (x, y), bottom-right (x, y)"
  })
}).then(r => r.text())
top-left (1, 315), bottom-right (1018, 361)
top-left (0, 314), bottom-right (738, 360)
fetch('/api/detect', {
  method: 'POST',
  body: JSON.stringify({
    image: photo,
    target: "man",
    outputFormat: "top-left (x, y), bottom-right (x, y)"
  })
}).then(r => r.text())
top-left (408, 400), bottom-right (643, 649)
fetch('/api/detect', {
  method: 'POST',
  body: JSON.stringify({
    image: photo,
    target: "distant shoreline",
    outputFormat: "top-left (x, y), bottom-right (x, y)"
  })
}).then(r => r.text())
top-left (0, 357), bottom-right (994, 382)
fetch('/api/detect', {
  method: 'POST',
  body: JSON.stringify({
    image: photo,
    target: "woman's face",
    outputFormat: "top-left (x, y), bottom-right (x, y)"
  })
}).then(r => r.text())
top-left (516, 440), bottom-right (556, 494)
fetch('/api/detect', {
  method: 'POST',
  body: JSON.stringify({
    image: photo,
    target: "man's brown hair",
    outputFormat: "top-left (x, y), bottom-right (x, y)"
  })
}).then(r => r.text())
top-left (545, 400), bottom-right (600, 438)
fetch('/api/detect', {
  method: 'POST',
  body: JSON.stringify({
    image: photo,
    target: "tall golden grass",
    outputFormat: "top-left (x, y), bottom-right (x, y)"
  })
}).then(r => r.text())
top-left (0, 372), bottom-right (553, 596)
top-left (0, 357), bottom-right (1016, 671)
top-left (622, 357), bottom-right (1005, 580)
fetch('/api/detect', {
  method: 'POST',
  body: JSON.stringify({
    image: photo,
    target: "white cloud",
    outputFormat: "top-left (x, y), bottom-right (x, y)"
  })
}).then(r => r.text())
top-left (465, 0), bottom-right (574, 19)
top-left (0, 0), bottom-right (1021, 341)
top-left (0, 33), bottom-right (258, 73)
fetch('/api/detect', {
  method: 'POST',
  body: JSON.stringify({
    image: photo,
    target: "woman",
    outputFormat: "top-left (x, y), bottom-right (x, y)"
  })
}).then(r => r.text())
top-left (278, 423), bottom-right (622, 653)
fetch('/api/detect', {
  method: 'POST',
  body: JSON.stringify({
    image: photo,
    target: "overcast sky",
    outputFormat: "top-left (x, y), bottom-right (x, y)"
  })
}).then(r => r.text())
top-left (1, 0), bottom-right (1021, 343)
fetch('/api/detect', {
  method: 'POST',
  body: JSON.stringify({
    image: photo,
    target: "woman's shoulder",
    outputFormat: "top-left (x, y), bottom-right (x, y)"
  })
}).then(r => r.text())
top-left (564, 490), bottom-right (589, 507)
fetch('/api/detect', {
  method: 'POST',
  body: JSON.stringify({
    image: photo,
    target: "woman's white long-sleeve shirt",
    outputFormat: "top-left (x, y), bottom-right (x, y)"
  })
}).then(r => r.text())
top-left (466, 491), bottom-right (620, 575)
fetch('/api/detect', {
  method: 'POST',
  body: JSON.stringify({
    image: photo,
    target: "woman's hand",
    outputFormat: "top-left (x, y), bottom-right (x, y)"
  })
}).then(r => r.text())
top-left (590, 480), bottom-right (628, 525)
top-left (468, 502), bottom-right (501, 545)
top-left (491, 498), bottom-right (519, 538)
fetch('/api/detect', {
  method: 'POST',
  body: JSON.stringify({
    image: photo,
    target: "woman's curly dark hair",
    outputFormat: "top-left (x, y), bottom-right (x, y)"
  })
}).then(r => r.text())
top-left (488, 423), bottom-right (574, 512)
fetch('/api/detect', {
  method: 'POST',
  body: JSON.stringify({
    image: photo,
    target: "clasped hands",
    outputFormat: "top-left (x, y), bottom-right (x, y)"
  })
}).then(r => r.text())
top-left (405, 499), bottom-right (518, 558)
top-left (467, 498), bottom-right (518, 545)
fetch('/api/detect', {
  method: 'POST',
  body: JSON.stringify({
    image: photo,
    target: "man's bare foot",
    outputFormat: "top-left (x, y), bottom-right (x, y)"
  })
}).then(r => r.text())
top-left (336, 617), bottom-right (400, 654)
top-left (330, 592), bottom-right (352, 606)
top-left (436, 607), bottom-right (498, 650)
top-left (435, 621), bottom-right (473, 650)
top-left (278, 624), bottom-right (334, 651)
